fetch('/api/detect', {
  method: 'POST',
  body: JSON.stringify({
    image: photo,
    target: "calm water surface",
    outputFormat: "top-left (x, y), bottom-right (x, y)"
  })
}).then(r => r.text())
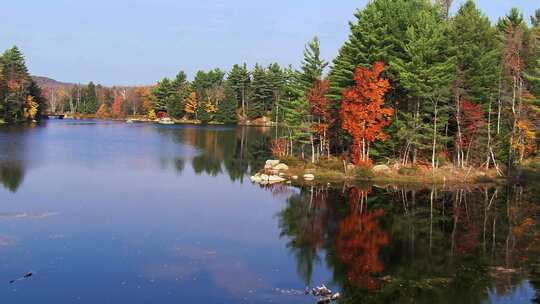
top-left (0, 120), bottom-right (539, 303)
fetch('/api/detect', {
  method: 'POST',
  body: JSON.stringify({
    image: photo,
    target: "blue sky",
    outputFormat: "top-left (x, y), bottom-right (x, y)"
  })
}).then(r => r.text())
top-left (0, 0), bottom-right (537, 85)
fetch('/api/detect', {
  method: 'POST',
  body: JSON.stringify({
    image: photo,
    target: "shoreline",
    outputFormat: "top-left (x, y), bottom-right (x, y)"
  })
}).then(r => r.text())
top-left (253, 158), bottom-right (518, 187)
top-left (59, 114), bottom-right (277, 127)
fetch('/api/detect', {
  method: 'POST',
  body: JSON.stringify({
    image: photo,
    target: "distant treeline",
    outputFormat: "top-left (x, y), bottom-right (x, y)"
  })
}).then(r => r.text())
top-left (8, 0), bottom-right (540, 170)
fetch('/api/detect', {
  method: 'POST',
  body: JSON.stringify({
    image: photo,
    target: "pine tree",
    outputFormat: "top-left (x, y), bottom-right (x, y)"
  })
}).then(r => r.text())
top-left (328, 0), bottom-right (428, 101)
top-left (215, 86), bottom-right (238, 124)
top-left (226, 64), bottom-right (250, 118)
top-left (452, 0), bottom-right (500, 106)
top-left (298, 37), bottom-right (328, 91)
top-left (153, 78), bottom-right (172, 112)
top-left (392, 7), bottom-right (456, 167)
top-left (248, 64), bottom-right (273, 119)
top-left (267, 63), bottom-right (285, 123)
top-left (84, 82), bottom-right (99, 114)
top-left (167, 71), bottom-right (189, 119)
top-left (1, 46), bottom-right (31, 122)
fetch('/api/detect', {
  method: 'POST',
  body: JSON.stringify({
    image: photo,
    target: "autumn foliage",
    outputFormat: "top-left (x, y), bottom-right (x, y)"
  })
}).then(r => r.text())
top-left (95, 103), bottom-right (109, 119)
top-left (460, 100), bottom-right (486, 149)
top-left (340, 62), bottom-right (393, 165)
top-left (111, 94), bottom-right (124, 118)
top-left (336, 187), bottom-right (389, 290)
top-left (307, 79), bottom-right (333, 154)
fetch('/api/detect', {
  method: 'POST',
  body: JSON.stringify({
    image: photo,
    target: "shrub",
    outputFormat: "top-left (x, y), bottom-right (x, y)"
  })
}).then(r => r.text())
top-left (398, 166), bottom-right (418, 176)
top-left (355, 166), bottom-right (374, 180)
top-left (318, 157), bottom-right (344, 172)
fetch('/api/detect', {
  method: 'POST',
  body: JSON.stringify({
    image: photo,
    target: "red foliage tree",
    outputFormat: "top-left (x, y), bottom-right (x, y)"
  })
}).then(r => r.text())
top-left (340, 62), bottom-right (393, 165)
top-left (460, 100), bottom-right (486, 152)
top-left (111, 94), bottom-right (124, 118)
top-left (307, 79), bottom-right (333, 156)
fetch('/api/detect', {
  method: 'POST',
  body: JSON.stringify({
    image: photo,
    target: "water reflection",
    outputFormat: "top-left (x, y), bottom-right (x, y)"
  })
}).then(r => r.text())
top-left (276, 184), bottom-right (540, 303)
top-left (0, 126), bottom-right (32, 193)
top-left (0, 161), bottom-right (25, 192)
top-left (155, 126), bottom-right (272, 180)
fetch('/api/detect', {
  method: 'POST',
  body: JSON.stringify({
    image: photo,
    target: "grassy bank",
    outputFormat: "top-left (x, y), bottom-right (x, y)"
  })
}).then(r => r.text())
top-left (271, 156), bottom-right (504, 186)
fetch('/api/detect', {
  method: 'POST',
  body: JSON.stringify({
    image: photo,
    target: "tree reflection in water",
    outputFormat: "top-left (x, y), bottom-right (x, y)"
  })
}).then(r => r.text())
top-left (276, 183), bottom-right (540, 303)
top-left (336, 186), bottom-right (389, 290)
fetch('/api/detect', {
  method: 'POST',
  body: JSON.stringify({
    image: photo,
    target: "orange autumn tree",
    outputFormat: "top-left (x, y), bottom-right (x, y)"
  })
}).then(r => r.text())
top-left (340, 62), bottom-right (393, 165)
top-left (111, 94), bottom-right (124, 118)
top-left (95, 103), bottom-right (109, 119)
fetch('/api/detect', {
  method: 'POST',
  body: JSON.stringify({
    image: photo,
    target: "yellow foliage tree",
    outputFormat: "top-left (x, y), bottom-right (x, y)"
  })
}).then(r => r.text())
top-left (24, 95), bottom-right (39, 121)
top-left (512, 119), bottom-right (536, 162)
top-left (147, 109), bottom-right (157, 120)
top-left (205, 100), bottom-right (216, 113)
top-left (184, 92), bottom-right (198, 118)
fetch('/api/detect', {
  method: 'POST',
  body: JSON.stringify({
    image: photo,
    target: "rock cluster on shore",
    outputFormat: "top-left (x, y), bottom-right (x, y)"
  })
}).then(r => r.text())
top-left (251, 159), bottom-right (316, 185)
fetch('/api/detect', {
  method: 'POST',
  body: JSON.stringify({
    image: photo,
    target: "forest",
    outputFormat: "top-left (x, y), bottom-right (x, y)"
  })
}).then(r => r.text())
top-left (1, 0), bottom-right (539, 173)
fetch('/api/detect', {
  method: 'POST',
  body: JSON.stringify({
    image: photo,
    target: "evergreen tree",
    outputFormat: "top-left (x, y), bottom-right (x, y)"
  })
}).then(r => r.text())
top-left (167, 71), bottom-right (189, 119)
top-left (1, 46), bottom-right (31, 121)
top-left (267, 63), bottom-right (286, 122)
top-left (215, 86), bottom-right (238, 124)
top-left (153, 78), bottom-right (172, 112)
top-left (328, 0), bottom-right (428, 102)
top-left (248, 64), bottom-right (273, 119)
top-left (297, 36), bottom-right (328, 91)
top-left (226, 64), bottom-right (250, 117)
top-left (392, 7), bottom-right (456, 167)
top-left (452, 0), bottom-right (500, 106)
top-left (84, 82), bottom-right (99, 114)
top-left (196, 101), bottom-right (215, 124)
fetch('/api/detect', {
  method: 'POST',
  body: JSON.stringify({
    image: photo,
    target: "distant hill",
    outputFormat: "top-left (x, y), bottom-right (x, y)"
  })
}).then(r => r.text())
top-left (31, 76), bottom-right (75, 89)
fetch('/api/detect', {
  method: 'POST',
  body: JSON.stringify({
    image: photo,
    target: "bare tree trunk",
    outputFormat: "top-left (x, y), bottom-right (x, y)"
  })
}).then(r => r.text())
top-left (431, 99), bottom-right (438, 172)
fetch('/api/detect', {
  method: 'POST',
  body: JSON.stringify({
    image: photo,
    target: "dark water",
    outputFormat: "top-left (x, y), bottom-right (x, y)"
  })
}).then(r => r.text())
top-left (0, 120), bottom-right (539, 303)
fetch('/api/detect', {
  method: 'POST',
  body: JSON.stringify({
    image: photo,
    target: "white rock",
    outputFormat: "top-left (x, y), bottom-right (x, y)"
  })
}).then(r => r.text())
top-left (260, 174), bottom-right (269, 181)
top-left (303, 174), bottom-right (315, 180)
top-left (372, 164), bottom-right (391, 173)
top-left (268, 175), bottom-right (286, 183)
top-left (265, 160), bottom-right (280, 167)
top-left (274, 163), bottom-right (289, 171)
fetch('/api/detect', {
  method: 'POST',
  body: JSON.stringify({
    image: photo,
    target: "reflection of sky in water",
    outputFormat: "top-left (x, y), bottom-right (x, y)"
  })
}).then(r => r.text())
top-left (486, 281), bottom-right (536, 303)
top-left (0, 120), bottom-right (327, 303)
top-left (0, 120), bottom-right (538, 303)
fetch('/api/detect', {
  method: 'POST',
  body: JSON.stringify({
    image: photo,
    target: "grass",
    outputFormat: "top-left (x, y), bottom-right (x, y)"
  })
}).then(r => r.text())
top-left (273, 156), bottom-right (501, 186)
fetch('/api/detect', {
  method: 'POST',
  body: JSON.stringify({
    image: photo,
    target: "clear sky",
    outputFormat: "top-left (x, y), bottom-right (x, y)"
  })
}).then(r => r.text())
top-left (0, 0), bottom-right (537, 86)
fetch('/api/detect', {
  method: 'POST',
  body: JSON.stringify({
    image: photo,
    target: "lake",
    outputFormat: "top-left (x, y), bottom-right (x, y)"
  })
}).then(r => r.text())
top-left (0, 120), bottom-right (539, 303)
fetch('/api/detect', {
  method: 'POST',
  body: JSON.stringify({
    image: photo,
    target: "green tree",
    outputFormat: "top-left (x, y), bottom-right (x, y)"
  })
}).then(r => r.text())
top-left (297, 36), bottom-right (328, 91)
top-left (248, 64), bottom-right (273, 119)
top-left (153, 78), bottom-right (172, 112)
top-left (226, 64), bottom-right (250, 118)
top-left (328, 0), bottom-right (428, 102)
top-left (167, 71), bottom-right (190, 119)
top-left (452, 0), bottom-right (500, 106)
top-left (215, 86), bottom-right (238, 124)
top-left (84, 82), bottom-right (99, 114)
top-left (392, 7), bottom-right (456, 167)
